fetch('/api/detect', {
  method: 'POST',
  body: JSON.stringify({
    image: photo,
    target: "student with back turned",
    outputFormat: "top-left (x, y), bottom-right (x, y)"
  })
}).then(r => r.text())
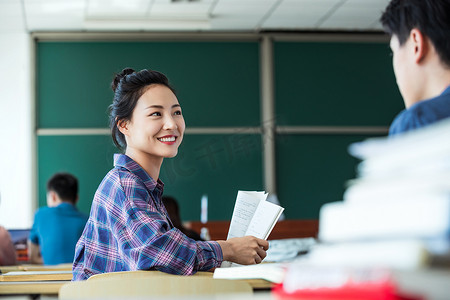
top-left (29, 173), bottom-right (88, 265)
top-left (72, 68), bottom-right (268, 280)
top-left (380, 0), bottom-right (450, 136)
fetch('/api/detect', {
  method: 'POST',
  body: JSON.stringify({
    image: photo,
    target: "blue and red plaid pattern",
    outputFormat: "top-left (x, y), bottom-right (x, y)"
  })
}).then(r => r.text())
top-left (72, 154), bottom-right (222, 280)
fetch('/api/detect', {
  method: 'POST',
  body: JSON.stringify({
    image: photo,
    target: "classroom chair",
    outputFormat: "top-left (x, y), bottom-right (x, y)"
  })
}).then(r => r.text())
top-left (87, 270), bottom-right (213, 281)
top-left (58, 276), bottom-right (253, 299)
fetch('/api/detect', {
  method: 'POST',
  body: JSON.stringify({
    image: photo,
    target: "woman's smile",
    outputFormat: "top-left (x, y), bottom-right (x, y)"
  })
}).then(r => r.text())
top-left (157, 135), bottom-right (178, 145)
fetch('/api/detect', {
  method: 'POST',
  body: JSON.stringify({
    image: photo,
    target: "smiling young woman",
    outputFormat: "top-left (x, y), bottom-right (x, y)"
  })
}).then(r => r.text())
top-left (118, 83), bottom-right (185, 181)
top-left (72, 68), bottom-right (268, 281)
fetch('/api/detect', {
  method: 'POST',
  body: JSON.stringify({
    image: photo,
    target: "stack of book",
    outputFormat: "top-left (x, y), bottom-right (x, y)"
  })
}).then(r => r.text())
top-left (272, 119), bottom-right (450, 300)
top-left (310, 118), bottom-right (450, 270)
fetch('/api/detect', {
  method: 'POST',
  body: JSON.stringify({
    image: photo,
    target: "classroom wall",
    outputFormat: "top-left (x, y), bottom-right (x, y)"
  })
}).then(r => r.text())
top-left (0, 30), bottom-right (405, 229)
top-left (36, 38), bottom-right (263, 223)
top-left (34, 34), bottom-right (404, 223)
top-left (0, 30), bottom-right (33, 229)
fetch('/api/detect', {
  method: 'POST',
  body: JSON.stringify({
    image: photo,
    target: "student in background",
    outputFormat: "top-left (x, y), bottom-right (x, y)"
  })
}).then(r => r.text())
top-left (29, 173), bottom-right (88, 265)
top-left (73, 68), bottom-right (268, 280)
top-left (381, 0), bottom-right (450, 136)
top-left (0, 226), bottom-right (16, 266)
top-left (162, 195), bottom-right (203, 241)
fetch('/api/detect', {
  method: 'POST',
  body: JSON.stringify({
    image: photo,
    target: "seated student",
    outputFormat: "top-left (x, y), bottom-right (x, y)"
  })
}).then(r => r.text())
top-left (0, 226), bottom-right (16, 266)
top-left (162, 195), bottom-right (203, 241)
top-left (380, 0), bottom-right (450, 136)
top-left (72, 68), bottom-right (268, 280)
top-left (29, 173), bottom-right (88, 265)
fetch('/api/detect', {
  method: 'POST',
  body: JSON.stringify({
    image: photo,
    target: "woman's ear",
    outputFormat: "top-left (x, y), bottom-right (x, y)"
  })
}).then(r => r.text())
top-left (117, 119), bottom-right (129, 136)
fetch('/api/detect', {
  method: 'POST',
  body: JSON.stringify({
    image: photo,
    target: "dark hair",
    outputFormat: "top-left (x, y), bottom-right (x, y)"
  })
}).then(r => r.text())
top-left (162, 195), bottom-right (204, 241)
top-left (162, 195), bottom-right (182, 229)
top-left (47, 173), bottom-right (78, 204)
top-left (380, 0), bottom-right (450, 67)
top-left (109, 68), bottom-right (176, 151)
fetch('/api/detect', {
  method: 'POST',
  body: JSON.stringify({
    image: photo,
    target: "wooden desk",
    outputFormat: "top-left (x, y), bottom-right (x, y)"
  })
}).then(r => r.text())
top-left (0, 263), bottom-right (72, 274)
top-left (200, 272), bottom-right (273, 290)
top-left (242, 279), bottom-right (273, 290)
top-left (0, 270), bottom-right (72, 296)
top-left (188, 220), bottom-right (319, 240)
top-left (19, 263), bottom-right (73, 271)
top-left (0, 280), bottom-right (68, 295)
top-left (0, 270), bottom-right (73, 282)
top-left (0, 265), bottom-right (21, 274)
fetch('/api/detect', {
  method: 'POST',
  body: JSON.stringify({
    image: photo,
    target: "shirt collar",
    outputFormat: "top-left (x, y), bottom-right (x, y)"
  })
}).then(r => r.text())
top-left (56, 202), bottom-right (76, 209)
top-left (409, 85), bottom-right (450, 111)
top-left (442, 85), bottom-right (450, 96)
top-left (113, 154), bottom-right (164, 193)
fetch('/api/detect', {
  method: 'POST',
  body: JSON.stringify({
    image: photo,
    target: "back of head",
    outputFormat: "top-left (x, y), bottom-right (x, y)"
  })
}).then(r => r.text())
top-left (109, 68), bottom-right (176, 151)
top-left (47, 173), bottom-right (78, 204)
top-left (162, 195), bottom-right (182, 228)
top-left (380, 0), bottom-right (450, 68)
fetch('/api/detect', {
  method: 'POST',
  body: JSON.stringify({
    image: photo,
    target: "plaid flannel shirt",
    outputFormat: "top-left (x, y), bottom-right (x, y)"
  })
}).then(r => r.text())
top-left (72, 154), bottom-right (222, 280)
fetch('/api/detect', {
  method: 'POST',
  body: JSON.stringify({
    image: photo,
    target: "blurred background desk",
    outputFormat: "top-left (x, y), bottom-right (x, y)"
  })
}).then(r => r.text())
top-left (0, 280), bottom-right (67, 296)
top-left (188, 220), bottom-right (319, 240)
top-left (0, 269), bottom-right (72, 298)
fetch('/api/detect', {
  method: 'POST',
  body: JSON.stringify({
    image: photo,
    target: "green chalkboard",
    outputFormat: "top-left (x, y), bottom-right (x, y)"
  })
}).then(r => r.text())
top-left (36, 38), bottom-right (405, 221)
top-left (274, 41), bottom-right (404, 126)
top-left (38, 135), bottom-right (117, 214)
top-left (276, 134), bottom-right (384, 219)
top-left (161, 134), bottom-right (263, 221)
top-left (37, 41), bottom-right (260, 128)
top-left (38, 134), bottom-right (263, 221)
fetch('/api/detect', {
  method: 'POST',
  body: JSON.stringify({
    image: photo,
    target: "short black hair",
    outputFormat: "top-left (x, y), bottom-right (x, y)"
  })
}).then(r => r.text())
top-left (380, 0), bottom-right (450, 67)
top-left (47, 173), bottom-right (78, 204)
top-left (109, 68), bottom-right (176, 151)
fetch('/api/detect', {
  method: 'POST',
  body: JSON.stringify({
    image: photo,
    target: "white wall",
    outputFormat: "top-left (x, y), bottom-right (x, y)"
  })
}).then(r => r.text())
top-left (0, 1), bottom-right (33, 229)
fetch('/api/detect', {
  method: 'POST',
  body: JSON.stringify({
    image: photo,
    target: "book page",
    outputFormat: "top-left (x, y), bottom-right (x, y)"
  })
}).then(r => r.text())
top-left (225, 191), bottom-right (268, 239)
top-left (221, 191), bottom-right (267, 268)
top-left (227, 196), bottom-right (284, 267)
top-left (245, 200), bottom-right (285, 239)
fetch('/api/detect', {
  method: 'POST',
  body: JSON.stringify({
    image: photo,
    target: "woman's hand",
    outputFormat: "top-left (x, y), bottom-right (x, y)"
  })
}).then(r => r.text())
top-left (217, 236), bottom-right (269, 265)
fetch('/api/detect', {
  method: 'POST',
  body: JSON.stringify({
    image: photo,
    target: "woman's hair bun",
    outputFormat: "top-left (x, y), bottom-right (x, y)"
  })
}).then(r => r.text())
top-left (111, 68), bottom-right (136, 92)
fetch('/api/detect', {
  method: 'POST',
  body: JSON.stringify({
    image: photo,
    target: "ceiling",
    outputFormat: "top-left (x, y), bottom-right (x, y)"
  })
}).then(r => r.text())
top-left (1, 0), bottom-right (390, 33)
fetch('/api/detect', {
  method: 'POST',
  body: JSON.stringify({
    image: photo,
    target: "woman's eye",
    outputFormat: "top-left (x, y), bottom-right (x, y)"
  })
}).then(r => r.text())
top-left (150, 112), bottom-right (161, 117)
top-left (174, 110), bottom-right (182, 116)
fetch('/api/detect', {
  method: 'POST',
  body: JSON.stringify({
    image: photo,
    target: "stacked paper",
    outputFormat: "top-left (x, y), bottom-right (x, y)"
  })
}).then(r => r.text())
top-left (311, 118), bottom-right (450, 270)
top-left (265, 238), bottom-right (316, 263)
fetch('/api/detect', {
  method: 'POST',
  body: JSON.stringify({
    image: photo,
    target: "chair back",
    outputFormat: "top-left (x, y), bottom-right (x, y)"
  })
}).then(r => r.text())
top-left (87, 270), bottom-right (212, 281)
top-left (59, 276), bottom-right (252, 299)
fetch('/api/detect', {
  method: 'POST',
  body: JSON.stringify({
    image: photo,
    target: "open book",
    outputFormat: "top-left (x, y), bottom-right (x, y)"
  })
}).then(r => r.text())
top-left (221, 191), bottom-right (285, 267)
